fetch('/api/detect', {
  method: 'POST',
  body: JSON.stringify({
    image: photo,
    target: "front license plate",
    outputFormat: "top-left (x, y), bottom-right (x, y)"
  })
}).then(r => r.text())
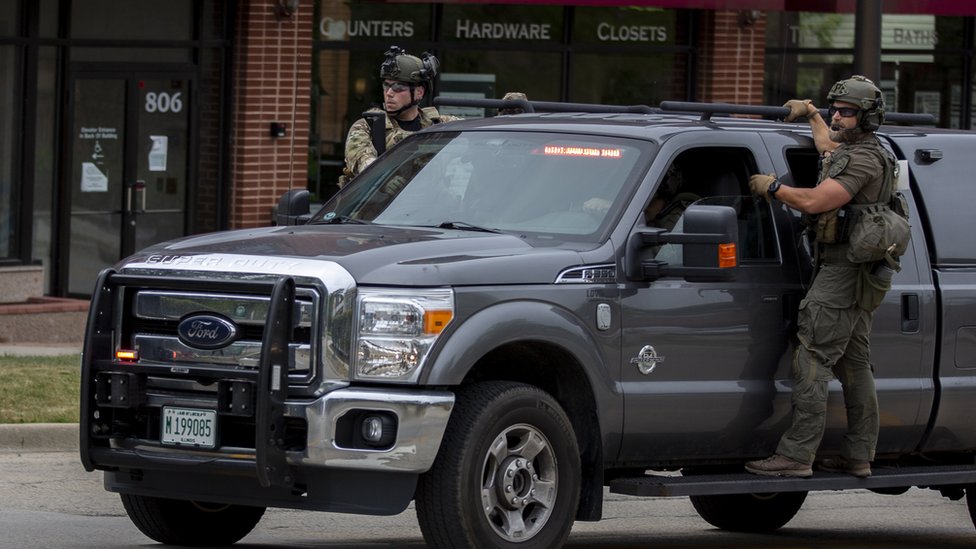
top-left (161, 407), bottom-right (217, 448)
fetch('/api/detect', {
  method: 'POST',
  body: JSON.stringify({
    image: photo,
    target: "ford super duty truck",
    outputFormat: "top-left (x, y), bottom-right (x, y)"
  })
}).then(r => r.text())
top-left (80, 99), bottom-right (976, 548)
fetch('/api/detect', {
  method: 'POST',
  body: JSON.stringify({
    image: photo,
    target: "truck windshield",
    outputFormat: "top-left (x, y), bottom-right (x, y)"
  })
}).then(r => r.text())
top-left (313, 131), bottom-right (654, 242)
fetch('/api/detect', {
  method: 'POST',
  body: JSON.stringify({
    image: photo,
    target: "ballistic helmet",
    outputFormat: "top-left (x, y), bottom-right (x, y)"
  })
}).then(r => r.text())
top-left (827, 75), bottom-right (886, 131)
top-left (380, 46), bottom-right (439, 86)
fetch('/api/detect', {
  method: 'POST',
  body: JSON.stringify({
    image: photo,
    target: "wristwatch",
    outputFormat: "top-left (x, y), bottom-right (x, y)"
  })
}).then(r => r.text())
top-left (767, 179), bottom-right (782, 198)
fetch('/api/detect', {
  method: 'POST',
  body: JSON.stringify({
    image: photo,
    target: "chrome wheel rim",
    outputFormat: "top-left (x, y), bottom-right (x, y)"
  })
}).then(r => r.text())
top-left (480, 423), bottom-right (558, 542)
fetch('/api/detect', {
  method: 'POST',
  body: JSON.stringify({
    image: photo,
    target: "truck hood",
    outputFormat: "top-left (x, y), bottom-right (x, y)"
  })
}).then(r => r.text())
top-left (121, 224), bottom-right (588, 286)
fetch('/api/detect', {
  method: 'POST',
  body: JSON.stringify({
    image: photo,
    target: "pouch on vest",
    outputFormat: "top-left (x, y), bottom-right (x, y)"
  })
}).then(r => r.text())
top-left (814, 207), bottom-right (854, 244)
top-left (855, 259), bottom-right (897, 312)
top-left (846, 200), bottom-right (911, 263)
top-left (845, 147), bottom-right (911, 264)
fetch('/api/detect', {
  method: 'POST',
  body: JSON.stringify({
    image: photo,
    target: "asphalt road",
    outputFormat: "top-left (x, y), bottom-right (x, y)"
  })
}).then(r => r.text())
top-left (1, 450), bottom-right (975, 549)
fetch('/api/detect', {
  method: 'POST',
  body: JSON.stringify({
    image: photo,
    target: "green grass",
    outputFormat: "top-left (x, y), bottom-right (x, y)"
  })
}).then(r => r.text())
top-left (0, 355), bottom-right (81, 423)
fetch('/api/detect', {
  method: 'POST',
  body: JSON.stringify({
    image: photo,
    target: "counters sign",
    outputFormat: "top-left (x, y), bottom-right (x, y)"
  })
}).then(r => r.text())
top-left (319, 18), bottom-right (416, 41)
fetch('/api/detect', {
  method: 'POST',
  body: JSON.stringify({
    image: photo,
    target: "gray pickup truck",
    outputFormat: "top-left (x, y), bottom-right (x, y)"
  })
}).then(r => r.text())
top-left (80, 99), bottom-right (976, 548)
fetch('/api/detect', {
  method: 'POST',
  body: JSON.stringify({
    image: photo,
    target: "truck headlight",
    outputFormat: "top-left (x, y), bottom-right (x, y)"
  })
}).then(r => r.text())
top-left (354, 288), bottom-right (454, 382)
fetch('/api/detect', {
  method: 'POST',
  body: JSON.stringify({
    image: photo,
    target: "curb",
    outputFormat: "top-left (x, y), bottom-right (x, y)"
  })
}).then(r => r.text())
top-left (0, 344), bottom-right (82, 357)
top-left (0, 423), bottom-right (79, 453)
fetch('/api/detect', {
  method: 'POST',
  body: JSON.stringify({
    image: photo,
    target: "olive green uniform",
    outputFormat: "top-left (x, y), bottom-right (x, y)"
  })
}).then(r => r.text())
top-left (776, 136), bottom-right (890, 465)
top-left (340, 106), bottom-right (458, 187)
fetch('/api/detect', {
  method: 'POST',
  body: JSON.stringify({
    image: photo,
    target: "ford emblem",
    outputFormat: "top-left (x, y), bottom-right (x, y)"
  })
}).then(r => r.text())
top-left (177, 314), bottom-right (238, 350)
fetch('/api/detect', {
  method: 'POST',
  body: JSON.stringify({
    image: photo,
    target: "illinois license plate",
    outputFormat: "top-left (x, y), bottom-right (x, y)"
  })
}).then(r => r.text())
top-left (161, 407), bottom-right (217, 448)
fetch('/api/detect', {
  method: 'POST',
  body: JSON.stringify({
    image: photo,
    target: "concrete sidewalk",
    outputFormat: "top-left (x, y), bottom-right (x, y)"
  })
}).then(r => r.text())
top-left (0, 423), bottom-right (78, 453)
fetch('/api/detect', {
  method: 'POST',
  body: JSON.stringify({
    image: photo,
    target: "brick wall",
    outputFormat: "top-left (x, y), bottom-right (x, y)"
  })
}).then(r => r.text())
top-left (229, 1), bottom-right (313, 229)
top-left (696, 10), bottom-right (767, 105)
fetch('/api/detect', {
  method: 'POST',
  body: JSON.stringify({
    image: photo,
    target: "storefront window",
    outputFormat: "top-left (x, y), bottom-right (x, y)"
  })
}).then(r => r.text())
top-left (765, 12), bottom-right (972, 128)
top-left (0, 0), bottom-right (16, 36)
top-left (571, 52), bottom-right (688, 105)
top-left (0, 45), bottom-right (15, 258)
top-left (32, 47), bottom-right (57, 288)
top-left (70, 0), bottom-right (192, 40)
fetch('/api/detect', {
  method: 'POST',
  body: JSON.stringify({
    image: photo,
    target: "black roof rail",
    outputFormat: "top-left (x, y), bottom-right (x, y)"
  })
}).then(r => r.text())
top-left (433, 96), bottom-right (660, 115)
top-left (431, 97), bottom-right (937, 126)
top-left (659, 101), bottom-right (936, 126)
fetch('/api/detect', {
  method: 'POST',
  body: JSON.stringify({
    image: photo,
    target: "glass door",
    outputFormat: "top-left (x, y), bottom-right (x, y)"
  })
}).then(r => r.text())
top-left (66, 72), bottom-right (192, 295)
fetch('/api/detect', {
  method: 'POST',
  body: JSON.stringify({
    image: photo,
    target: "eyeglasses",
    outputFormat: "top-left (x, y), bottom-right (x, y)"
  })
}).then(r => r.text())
top-left (382, 81), bottom-right (411, 93)
top-left (828, 105), bottom-right (859, 118)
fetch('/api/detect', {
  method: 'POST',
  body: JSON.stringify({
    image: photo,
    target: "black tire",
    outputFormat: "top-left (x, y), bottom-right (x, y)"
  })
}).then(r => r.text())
top-left (416, 381), bottom-right (581, 549)
top-left (689, 491), bottom-right (807, 533)
top-left (120, 493), bottom-right (265, 546)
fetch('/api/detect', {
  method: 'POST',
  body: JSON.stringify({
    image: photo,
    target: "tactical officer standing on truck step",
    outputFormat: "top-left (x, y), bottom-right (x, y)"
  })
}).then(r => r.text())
top-left (745, 76), bottom-right (901, 479)
top-left (339, 46), bottom-right (527, 188)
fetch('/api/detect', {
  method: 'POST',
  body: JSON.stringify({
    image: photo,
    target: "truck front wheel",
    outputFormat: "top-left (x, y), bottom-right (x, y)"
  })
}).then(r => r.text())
top-left (120, 493), bottom-right (265, 546)
top-left (689, 491), bottom-right (807, 532)
top-left (416, 381), bottom-right (581, 549)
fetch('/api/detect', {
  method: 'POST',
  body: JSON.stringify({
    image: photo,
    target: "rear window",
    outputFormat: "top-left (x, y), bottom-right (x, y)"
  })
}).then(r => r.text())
top-left (315, 130), bottom-right (654, 243)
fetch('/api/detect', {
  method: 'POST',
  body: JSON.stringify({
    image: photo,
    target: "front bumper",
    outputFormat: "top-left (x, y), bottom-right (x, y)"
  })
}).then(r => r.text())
top-left (292, 386), bottom-right (454, 472)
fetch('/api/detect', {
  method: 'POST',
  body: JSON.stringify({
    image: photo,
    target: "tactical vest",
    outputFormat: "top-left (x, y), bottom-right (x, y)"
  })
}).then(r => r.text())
top-left (812, 137), bottom-right (895, 245)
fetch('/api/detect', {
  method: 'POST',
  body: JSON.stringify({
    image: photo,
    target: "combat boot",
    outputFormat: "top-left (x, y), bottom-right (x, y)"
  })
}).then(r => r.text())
top-left (817, 456), bottom-right (871, 478)
top-left (744, 454), bottom-right (813, 478)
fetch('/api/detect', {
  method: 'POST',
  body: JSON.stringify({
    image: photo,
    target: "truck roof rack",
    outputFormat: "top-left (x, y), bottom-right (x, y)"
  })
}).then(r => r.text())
top-left (433, 97), bottom-right (937, 126)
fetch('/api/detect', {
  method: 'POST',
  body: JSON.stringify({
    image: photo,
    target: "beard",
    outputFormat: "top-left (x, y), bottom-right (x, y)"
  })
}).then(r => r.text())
top-left (829, 124), bottom-right (864, 143)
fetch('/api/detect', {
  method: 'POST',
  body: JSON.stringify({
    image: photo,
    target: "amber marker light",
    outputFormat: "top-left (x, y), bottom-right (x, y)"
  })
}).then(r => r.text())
top-left (718, 243), bottom-right (737, 268)
top-left (424, 310), bottom-right (454, 334)
top-left (116, 349), bottom-right (139, 361)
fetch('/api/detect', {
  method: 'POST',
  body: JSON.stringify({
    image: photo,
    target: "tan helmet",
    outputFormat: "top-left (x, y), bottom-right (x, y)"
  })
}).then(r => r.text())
top-left (827, 75), bottom-right (886, 131)
top-left (379, 46), bottom-right (439, 86)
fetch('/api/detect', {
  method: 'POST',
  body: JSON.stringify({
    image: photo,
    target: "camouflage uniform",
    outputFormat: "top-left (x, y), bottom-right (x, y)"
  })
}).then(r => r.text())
top-left (340, 106), bottom-right (459, 187)
top-left (776, 136), bottom-right (890, 465)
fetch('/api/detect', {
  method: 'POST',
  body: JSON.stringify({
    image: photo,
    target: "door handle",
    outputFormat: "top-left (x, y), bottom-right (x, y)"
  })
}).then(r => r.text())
top-left (901, 293), bottom-right (919, 333)
top-left (127, 180), bottom-right (146, 214)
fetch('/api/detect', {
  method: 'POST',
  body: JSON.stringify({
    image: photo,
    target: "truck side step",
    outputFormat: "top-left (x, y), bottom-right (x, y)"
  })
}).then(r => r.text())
top-left (610, 464), bottom-right (976, 497)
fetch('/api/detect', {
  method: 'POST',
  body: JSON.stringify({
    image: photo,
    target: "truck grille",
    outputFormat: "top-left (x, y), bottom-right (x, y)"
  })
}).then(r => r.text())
top-left (125, 289), bottom-right (319, 381)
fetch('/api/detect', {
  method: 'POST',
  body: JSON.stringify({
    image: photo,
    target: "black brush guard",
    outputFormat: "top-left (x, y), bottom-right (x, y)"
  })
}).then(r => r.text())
top-left (80, 269), bottom-right (299, 490)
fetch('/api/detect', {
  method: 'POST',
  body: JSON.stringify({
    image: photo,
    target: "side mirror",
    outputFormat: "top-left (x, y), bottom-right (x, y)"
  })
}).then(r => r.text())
top-left (275, 189), bottom-right (311, 226)
top-left (626, 204), bottom-right (739, 281)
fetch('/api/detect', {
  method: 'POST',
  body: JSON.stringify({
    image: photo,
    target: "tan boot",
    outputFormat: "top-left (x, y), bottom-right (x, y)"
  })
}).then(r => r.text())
top-left (818, 456), bottom-right (871, 478)
top-left (744, 454), bottom-right (813, 478)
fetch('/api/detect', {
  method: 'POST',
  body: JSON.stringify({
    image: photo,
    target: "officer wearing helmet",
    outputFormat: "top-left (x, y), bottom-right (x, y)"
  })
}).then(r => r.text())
top-left (340, 46), bottom-right (459, 187)
top-left (745, 76), bottom-right (898, 479)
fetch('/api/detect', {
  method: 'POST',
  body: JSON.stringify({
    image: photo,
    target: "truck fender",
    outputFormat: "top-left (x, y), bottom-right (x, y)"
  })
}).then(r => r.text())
top-left (423, 299), bottom-right (614, 390)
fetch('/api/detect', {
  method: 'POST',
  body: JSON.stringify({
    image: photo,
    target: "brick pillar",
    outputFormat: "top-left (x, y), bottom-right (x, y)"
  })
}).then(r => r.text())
top-left (696, 10), bottom-right (767, 105)
top-left (229, 1), bottom-right (313, 229)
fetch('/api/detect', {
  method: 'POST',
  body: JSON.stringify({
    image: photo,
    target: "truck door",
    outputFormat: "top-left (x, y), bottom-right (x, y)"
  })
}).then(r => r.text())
top-left (618, 133), bottom-right (804, 462)
top-left (762, 132), bottom-right (932, 456)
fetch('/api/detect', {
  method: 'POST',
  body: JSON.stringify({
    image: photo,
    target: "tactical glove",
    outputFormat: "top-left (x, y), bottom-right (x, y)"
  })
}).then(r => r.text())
top-left (749, 174), bottom-right (777, 203)
top-left (783, 99), bottom-right (817, 123)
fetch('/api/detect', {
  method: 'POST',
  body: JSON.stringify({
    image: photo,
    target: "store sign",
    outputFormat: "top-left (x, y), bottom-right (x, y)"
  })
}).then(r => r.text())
top-left (596, 22), bottom-right (668, 43)
top-left (454, 19), bottom-right (552, 40)
top-left (319, 17), bottom-right (415, 41)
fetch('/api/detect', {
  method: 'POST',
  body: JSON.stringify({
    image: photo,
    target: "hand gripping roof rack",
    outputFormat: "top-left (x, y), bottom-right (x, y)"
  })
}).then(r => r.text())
top-left (433, 97), bottom-right (937, 126)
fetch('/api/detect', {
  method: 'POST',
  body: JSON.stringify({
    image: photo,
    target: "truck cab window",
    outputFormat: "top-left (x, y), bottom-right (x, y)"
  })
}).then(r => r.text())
top-left (649, 148), bottom-right (778, 262)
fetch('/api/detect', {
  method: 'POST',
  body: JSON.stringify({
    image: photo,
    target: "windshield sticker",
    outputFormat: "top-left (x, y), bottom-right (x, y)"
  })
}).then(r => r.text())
top-left (535, 145), bottom-right (623, 159)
